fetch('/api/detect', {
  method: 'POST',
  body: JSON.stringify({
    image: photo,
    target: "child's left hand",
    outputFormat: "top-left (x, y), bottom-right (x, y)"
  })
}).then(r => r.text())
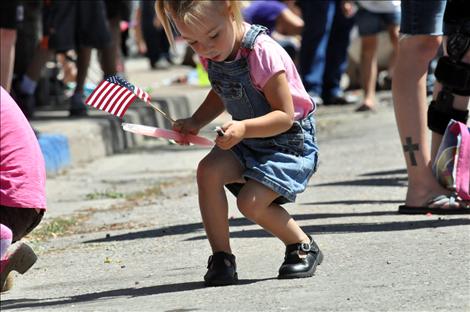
top-left (215, 121), bottom-right (246, 150)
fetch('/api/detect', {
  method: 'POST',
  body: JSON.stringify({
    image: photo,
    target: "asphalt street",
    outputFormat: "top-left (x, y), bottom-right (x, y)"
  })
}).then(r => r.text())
top-left (1, 93), bottom-right (469, 311)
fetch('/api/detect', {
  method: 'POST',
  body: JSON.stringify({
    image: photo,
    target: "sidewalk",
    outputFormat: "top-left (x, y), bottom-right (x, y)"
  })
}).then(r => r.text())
top-left (31, 58), bottom-right (214, 175)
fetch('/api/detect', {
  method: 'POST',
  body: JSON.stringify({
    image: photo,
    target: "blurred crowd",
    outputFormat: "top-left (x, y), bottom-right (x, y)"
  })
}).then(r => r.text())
top-left (1, 0), bottom-right (407, 119)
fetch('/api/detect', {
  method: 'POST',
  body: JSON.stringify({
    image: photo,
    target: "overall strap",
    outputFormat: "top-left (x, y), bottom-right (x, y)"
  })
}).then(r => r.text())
top-left (241, 24), bottom-right (268, 50)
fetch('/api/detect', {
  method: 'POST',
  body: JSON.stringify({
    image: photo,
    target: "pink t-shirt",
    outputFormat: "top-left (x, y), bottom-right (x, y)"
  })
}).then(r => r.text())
top-left (200, 24), bottom-right (314, 120)
top-left (0, 87), bottom-right (47, 210)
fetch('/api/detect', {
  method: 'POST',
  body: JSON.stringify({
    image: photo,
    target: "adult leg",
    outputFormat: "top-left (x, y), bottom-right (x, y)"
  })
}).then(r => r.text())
top-left (387, 24), bottom-right (400, 79)
top-left (298, 0), bottom-right (333, 97)
top-left (0, 29), bottom-right (17, 92)
top-left (237, 180), bottom-right (309, 245)
top-left (141, 0), bottom-right (161, 68)
top-left (69, 46), bottom-right (91, 116)
top-left (15, 42), bottom-right (51, 119)
top-left (392, 35), bottom-right (452, 207)
top-left (100, 16), bottom-right (119, 78)
top-left (357, 35), bottom-right (378, 111)
top-left (322, 0), bottom-right (355, 102)
top-left (197, 148), bottom-right (244, 254)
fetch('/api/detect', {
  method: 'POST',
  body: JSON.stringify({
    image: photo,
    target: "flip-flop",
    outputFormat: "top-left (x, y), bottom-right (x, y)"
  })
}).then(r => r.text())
top-left (398, 194), bottom-right (470, 214)
top-left (122, 123), bottom-right (214, 147)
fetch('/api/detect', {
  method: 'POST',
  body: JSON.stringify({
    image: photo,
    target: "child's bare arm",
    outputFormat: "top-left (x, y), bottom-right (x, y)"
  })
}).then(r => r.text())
top-left (243, 71), bottom-right (295, 138)
top-left (192, 88), bottom-right (226, 128)
top-left (216, 71), bottom-right (295, 150)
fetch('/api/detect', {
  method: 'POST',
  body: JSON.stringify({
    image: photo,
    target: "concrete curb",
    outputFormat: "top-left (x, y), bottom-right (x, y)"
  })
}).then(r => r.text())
top-left (31, 92), bottom-right (201, 174)
top-left (38, 134), bottom-right (71, 175)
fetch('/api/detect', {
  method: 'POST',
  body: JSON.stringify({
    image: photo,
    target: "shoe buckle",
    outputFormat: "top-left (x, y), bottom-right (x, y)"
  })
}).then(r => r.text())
top-left (300, 243), bottom-right (311, 252)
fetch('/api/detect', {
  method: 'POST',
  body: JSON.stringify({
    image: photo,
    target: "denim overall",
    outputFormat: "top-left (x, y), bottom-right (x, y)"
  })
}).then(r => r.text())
top-left (208, 24), bottom-right (319, 204)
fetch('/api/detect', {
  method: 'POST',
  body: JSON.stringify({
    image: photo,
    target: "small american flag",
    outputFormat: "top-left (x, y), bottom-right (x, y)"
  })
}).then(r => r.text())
top-left (85, 75), bottom-right (151, 118)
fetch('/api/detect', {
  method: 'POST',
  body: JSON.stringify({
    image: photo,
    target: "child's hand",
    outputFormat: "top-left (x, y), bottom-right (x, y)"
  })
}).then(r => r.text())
top-left (172, 117), bottom-right (200, 145)
top-left (215, 121), bottom-right (246, 150)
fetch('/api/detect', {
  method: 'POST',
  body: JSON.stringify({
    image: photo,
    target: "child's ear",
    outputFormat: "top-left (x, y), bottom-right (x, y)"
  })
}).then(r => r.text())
top-left (225, 0), bottom-right (234, 18)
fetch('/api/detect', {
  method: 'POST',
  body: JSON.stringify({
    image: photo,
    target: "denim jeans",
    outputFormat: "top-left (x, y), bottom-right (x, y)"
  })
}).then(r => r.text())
top-left (298, 0), bottom-right (355, 99)
top-left (400, 0), bottom-right (446, 35)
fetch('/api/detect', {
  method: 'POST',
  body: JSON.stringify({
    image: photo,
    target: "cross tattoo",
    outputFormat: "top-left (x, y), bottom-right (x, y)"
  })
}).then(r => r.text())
top-left (403, 137), bottom-right (419, 166)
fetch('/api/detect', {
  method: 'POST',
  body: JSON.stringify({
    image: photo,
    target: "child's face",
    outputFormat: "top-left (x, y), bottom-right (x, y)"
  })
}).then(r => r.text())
top-left (173, 3), bottom-right (240, 62)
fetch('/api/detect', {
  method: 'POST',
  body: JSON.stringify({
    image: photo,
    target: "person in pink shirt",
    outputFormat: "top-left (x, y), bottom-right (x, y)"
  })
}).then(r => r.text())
top-left (0, 86), bottom-right (46, 292)
top-left (157, 1), bottom-right (321, 286)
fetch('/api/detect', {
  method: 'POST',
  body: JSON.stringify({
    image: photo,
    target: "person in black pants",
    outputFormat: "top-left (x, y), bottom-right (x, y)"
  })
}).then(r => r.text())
top-left (140, 0), bottom-right (171, 69)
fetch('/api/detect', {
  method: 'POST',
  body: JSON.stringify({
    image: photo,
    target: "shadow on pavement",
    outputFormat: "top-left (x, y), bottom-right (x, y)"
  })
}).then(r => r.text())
top-left (0, 278), bottom-right (274, 310)
top-left (85, 211), bottom-right (397, 243)
top-left (85, 211), bottom-right (470, 244)
top-left (359, 168), bottom-right (407, 177)
top-left (311, 167), bottom-right (408, 188)
top-left (311, 176), bottom-right (407, 188)
top-left (185, 218), bottom-right (470, 240)
top-left (299, 200), bottom-right (403, 205)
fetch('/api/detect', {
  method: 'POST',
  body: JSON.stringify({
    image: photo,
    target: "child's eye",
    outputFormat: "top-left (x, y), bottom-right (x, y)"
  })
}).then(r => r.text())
top-left (188, 40), bottom-right (197, 45)
top-left (210, 33), bottom-right (218, 39)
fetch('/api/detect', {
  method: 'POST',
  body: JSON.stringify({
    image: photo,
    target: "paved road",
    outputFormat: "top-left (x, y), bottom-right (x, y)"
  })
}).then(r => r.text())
top-left (1, 94), bottom-right (469, 311)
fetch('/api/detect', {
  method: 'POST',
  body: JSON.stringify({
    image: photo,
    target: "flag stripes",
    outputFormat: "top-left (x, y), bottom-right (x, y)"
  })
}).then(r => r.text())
top-left (85, 75), bottom-right (151, 118)
top-left (85, 80), bottom-right (136, 118)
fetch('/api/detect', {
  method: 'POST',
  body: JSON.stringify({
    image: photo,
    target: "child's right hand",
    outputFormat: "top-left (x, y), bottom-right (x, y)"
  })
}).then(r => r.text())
top-left (172, 117), bottom-right (201, 145)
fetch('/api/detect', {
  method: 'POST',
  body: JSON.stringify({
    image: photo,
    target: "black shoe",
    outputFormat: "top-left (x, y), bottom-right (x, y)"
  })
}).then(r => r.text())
top-left (278, 235), bottom-right (323, 279)
top-left (12, 89), bottom-right (36, 119)
top-left (69, 107), bottom-right (88, 117)
top-left (204, 252), bottom-right (238, 286)
top-left (69, 93), bottom-right (88, 117)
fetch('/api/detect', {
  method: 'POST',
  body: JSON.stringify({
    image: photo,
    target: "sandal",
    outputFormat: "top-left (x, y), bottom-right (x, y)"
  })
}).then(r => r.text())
top-left (398, 194), bottom-right (470, 214)
top-left (204, 252), bottom-right (238, 287)
top-left (278, 235), bottom-right (323, 279)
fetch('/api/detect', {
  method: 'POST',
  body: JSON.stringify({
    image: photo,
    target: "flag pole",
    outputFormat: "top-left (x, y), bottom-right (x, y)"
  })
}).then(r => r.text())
top-left (147, 101), bottom-right (175, 124)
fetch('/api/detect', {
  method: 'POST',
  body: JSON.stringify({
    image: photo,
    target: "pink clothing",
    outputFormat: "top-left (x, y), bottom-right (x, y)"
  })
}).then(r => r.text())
top-left (0, 224), bottom-right (12, 260)
top-left (0, 87), bottom-right (47, 210)
top-left (200, 24), bottom-right (314, 120)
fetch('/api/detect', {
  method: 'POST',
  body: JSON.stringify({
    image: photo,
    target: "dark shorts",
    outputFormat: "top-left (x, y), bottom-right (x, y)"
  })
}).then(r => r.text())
top-left (47, 1), bottom-right (111, 52)
top-left (400, 0), bottom-right (446, 35)
top-left (0, 1), bottom-right (19, 29)
top-left (356, 8), bottom-right (400, 36)
top-left (0, 206), bottom-right (44, 242)
top-left (104, 0), bottom-right (131, 21)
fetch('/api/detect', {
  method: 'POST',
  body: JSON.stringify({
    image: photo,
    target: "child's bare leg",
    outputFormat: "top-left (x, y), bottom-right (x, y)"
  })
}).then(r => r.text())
top-left (197, 148), bottom-right (244, 254)
top-left (237, 179), bottom-right (309, 245)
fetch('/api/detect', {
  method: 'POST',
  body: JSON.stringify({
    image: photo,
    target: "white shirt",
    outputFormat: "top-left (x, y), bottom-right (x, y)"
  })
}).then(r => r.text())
top-left (357, 1), bottom-right (401, 13)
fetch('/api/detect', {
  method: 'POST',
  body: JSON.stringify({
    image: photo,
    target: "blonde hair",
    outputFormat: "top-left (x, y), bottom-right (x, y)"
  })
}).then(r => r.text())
top-left (155, 0), bottom-right (244, 47)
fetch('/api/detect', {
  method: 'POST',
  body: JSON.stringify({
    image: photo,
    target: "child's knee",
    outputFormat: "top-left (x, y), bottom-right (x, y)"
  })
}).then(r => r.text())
top-left (237, 195), bottom-right (263, 221)
top-left (197, 157), bottom-right (218, 184)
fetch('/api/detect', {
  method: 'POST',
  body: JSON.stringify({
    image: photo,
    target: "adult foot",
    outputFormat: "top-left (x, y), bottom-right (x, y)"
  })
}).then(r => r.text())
top-left (355, 103), bottom-right (376, 112)
top-left (400, 184), bottom-right (469, 214)
top-left (399, 194), bottom-right (470, 214)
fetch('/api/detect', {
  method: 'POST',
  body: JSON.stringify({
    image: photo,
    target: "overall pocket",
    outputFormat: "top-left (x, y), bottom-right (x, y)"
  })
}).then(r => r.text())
top-left (211, 81), bottom-right (253, 119)
top-left (271, 123), bottom-right (304, 156)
